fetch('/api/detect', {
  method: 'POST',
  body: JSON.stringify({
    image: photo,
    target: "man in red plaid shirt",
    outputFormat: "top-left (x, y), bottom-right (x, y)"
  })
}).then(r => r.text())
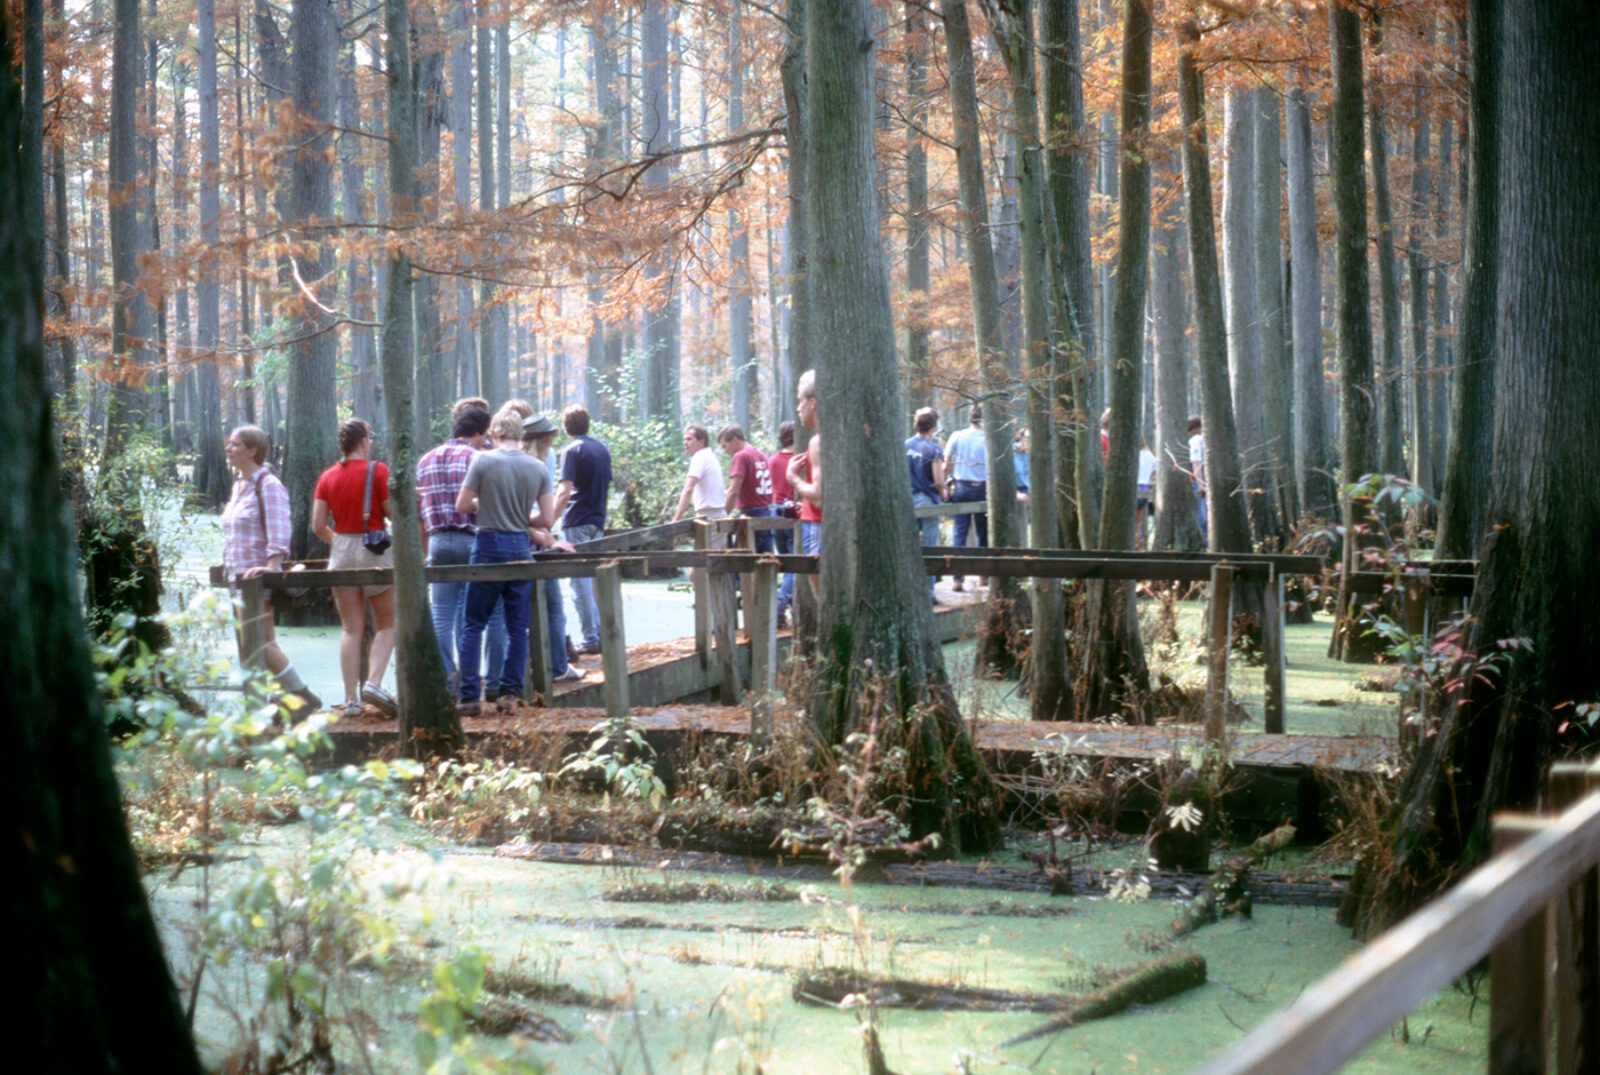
top-left (415, 404), bottom-right (492, 683)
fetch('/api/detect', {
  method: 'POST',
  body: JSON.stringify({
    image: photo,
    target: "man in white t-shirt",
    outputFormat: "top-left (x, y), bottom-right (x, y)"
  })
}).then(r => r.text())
top-left (671, 425), bottom-right (727, 522)
top-left (1187, 415), bottom-right (1207, 544)
top-left (1136, 437), bottom-right (1158, 549)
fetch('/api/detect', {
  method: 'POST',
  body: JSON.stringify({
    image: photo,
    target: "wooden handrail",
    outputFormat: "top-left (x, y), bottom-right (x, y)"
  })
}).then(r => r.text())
top-left (1197, 762), bottom-right (1600, 1075)
top-left (568, 518), bottom-right (696, 553)
top-left (219, 543), bottom-right (1323, 733)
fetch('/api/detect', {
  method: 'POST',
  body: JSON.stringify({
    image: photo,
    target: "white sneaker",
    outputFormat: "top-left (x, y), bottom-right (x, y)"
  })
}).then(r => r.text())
top-left (361, 683), bottom-right (398, 715)
top-left (553, 667), bottom-right (587, 683)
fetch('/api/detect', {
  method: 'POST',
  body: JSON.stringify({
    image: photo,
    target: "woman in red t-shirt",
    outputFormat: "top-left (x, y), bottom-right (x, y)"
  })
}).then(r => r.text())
top-left (312, 418), bottom-right (396, 719)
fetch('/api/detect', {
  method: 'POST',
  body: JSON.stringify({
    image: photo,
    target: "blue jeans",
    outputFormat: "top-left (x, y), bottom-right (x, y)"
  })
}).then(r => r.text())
top-left (773, 519), bottom-right (795, 613)
top-left (544, 576), bottom-right (570, 676)
top-left (741, 505), bottom-right (776, 553)
top-left (1194, 485), bottom-right (1208, 548)
top-left (950, 480), bottom-right (987, 584)
top-left (563, 522), bottom-right (604, 648)
top-left (913, 492), bottom-right (940, 595)
top-left (459, 530), bottom-right (532, 702)
top-left (801, 520), bottom-right (822, 556)
top-left (429, 530), bottom-right (506, 686)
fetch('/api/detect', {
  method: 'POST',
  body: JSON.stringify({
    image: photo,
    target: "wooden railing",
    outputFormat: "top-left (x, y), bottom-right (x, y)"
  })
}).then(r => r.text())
top-left (225, 525), bottom-right (1333, 734)
top-left (1197, 758), bottom-right (1600, 1075)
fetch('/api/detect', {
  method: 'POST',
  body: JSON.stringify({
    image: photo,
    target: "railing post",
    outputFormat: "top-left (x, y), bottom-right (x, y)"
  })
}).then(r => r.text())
top-left (1490, 815), bottom-right (1551, 1075)
top-left (595, 561), bottom-right (630, 719)
top-left (737, 516), bottom-right (755, 637)
top-left (692, 520), bottom-right (710, 669)
top-left (749, 558), bottom-right (778, 743)
top-left (1550, 760), bottom-right (1600, 1075)
top-left (238, 575), bottom-right (268, 673)
top-left (1400, 577), bottom-right (1428, 749)
top-left (526, 573), bottom-right (552, 701)
top-left (1205, 564), bottom-right (1234, 747)
top-left (1262, 569), bottom-right (1286, 734)
top-left (709, 559), bottom-right (741, 706)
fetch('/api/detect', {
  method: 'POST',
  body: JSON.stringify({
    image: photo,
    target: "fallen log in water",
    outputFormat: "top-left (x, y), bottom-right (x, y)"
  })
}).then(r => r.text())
top-left (792, 953), bottom-right (1208, 1045)
top-left (794, 968), bottom-right (1069, 1013)
top-left (490, 839), bottom-right (1346, 907)
top-left (998, 952), bottom-right (1209, 1048)
top-left (1163, 822), bottom-right (1296, 943)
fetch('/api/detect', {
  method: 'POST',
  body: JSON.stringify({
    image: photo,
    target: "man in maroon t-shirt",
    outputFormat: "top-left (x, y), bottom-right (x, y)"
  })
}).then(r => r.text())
top-left (718, 425), bottom-right (776, 635)
top-left (718, 424), bottom-right (775, 549)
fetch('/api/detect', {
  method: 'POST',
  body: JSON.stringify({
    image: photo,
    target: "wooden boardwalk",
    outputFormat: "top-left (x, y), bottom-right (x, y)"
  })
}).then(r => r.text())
top-left (332, 702), bottom-right (1391, 775)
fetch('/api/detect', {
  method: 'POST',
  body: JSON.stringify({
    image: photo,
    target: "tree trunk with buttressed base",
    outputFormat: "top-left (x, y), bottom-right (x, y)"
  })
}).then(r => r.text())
top-left (806, 0), bottom-right (999, 853)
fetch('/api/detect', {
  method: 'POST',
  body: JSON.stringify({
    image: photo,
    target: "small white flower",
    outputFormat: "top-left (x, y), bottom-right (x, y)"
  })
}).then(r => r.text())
top-left (1166, 802), bottom-right (1204, 832)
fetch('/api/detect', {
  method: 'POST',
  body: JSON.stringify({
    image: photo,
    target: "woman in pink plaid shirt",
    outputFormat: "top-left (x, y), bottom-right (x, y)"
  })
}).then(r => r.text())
top-left (221, 425), bottom-right (320, 714)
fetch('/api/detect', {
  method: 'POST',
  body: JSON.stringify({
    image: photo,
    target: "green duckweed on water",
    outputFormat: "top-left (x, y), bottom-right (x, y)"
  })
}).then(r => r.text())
top-left (147, 816), bottom-right (1483, 1074)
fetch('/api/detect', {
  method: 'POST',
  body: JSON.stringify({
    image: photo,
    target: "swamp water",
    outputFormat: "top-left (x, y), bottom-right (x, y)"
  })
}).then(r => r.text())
top-left (149, 513), bottom-right (1476, 1070)
top-left (147, 819), bottom-right (1484, 1073)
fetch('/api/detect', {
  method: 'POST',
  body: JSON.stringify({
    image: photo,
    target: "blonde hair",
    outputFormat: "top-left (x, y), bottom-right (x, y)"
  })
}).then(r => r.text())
top-left (496, 398), bottom-right (534, 421)
top-left (490, 412), bottom-right (524, 441)
top-left (797, 368), bottom-right (816, 401)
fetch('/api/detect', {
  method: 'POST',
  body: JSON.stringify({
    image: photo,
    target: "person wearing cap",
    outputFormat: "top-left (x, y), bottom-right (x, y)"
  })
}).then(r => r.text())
top-left (453, 411), bottom-right (558, 710)
top-left (522, 414), bottom-right (585, 684)
top-left (551, 404), bottom-right (611, 656)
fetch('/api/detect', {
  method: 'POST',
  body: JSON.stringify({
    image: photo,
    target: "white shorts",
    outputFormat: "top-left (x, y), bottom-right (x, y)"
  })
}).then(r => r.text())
top-left (328, 531), bottom-right (393, 597)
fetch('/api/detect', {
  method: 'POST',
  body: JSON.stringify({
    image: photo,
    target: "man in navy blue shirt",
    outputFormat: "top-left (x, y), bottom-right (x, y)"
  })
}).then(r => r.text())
top-left (906, 407), bottom-right (945, 601)
top-left (553, 404), bottom-right (613, 655)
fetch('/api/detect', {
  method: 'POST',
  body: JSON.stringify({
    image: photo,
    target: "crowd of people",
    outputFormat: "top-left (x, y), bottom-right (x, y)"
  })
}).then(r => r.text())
top-left (220, 396), bottom-right (615, 718)
top-left (219, 369), bottom-right (1206, 718)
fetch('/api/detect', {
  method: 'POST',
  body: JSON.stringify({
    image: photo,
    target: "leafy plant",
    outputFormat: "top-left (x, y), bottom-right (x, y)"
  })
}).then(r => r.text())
top-left (410, 756), bottom-right (548, 844)
top-left (414, 948), bottom-right (544, 1074)
top-left (1364, 610), bottom-right (1530, 739)
top-left (114, 598), bottom-right (426, 1070)
top-left (558, 713), bottom-right (667, 809)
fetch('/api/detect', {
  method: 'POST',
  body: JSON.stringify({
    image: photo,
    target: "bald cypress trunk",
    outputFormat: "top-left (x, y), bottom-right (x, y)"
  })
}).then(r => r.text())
top-left (1041, 0), bottom-right (1094, 551)
top-left (1, 28), bottom-right (204, 1065)
top-left (943, 0), bottom-right (1032, 686)
top-left (1287, 88), bottom-right (1336, 517)
top-left (105, 0), bottom-right (152, 456)
top-left (1328, 0), bottom-right (1381, 660)
top-left (284, 0), bottom-right (339, 566)
top-left (641, 0), bottom-right (677, 421)
top-left (1176, 21), bottom-right (1250, 559)
top-left (986, 0), bottom-right (1066, 709)
top-left (193, 0), bottom-right (228, 508)
top-left (412, 3), bottom-right (447, 434)
top-left (1150, 158), bottom-right (1201, 552)
top-left (1330, 1), bottom-right (1375, 493)
top-left (1222, 88), bottom-right (1271, 540)
top-left (902, 0), bottom-right (930, 413)
top-left (383, 0), bottom-right (460, 754)
top-left (1434, 0), bottom-right (1498, 560)
top-left (1081, 0), bottom-right (1152, 719)
top-left (1367, 34), bottom-right (1405, 480)
top-left (1360, 0), bottom-right (1600, 935)
top-left (779, 0), bottom-right (807, 428)
top-left (808, 0), bottom-right (998, 852)
top-left (1253, 88), bottom-right (1293, 531)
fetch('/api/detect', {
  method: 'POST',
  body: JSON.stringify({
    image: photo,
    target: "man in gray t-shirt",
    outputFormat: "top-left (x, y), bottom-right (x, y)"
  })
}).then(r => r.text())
top-left (453, 415), bottom-right (555, 708)
top-left (461, 446), bottom-right (550, 533)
